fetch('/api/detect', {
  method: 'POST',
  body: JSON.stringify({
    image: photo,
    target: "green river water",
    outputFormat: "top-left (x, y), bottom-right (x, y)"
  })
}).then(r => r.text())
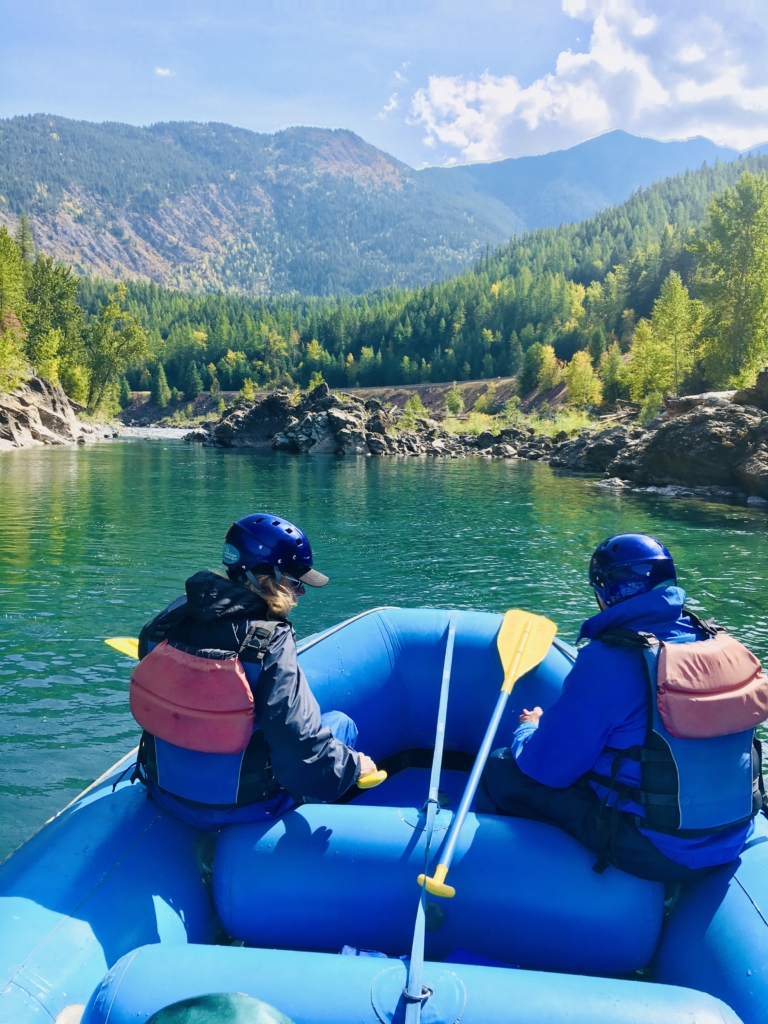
top-left (1, 439), bottom-right (767, 861)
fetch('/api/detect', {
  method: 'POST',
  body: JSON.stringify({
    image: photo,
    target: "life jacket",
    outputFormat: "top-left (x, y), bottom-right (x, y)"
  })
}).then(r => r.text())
top-left (590, 615), bottom-right (768, 839)
top-left (130, 621), bottom-right (283, 807)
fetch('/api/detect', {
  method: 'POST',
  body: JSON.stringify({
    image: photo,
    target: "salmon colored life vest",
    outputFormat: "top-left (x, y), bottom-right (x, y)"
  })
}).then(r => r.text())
top-left (129, 621), bottom-right (282, 808)
top-left (130, 640), bottom-right (255, 754)
top-left (591, 615), bottom-right (768, 839)
top-left (656, 630), bottom-right (768, 738)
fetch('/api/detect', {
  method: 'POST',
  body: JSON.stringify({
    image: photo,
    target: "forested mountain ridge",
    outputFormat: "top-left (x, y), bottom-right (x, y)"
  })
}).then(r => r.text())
top-left (0, 115), bottom-right (517, 295)
top-left (426, 130), bottom-right (744, 233)
top-left (3, 152), bottom-right (768, 417)
top-left (0, 114), bottom-right (756, 298)
top-left (74, 153), bottom-right (768, 394)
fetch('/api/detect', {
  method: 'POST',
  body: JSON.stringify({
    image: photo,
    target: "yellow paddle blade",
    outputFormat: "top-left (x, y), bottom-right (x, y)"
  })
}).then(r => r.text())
top-left (497, 610), bottom-right (557, 695)
top-left (104, 637), bottom-right (140, 660)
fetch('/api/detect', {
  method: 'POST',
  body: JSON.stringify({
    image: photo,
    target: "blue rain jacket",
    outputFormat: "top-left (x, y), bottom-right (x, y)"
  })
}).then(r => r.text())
top-left (511, 587), bottom-right (753, 869)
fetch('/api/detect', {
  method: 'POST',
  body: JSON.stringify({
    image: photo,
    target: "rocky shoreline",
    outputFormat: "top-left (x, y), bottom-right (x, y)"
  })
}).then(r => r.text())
top-left (0, 376), bottom-right (113, 452)
top-left (190, 375), bottom-right (768, 506)
top-left (191, 382), bottom-right (558, 461)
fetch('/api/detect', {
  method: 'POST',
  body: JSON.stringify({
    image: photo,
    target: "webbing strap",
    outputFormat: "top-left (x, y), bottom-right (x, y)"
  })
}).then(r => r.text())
top-left (404, 612), bottom-right (457, 1024)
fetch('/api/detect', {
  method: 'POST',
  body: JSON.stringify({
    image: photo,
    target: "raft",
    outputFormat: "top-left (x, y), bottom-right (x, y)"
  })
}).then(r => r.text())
top-left (1, 607), bottom-right (766, 1024)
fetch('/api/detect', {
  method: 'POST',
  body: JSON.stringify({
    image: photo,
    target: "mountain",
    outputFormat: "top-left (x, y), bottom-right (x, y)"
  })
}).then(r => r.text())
top-left (0, 116), bottom-right (751, 296)
top-left (422, 130), bottom-right (740, 233)
top-left (74, 150), bottom-right (768, 398)
top-left (0, 115), bottom-right (517, 295)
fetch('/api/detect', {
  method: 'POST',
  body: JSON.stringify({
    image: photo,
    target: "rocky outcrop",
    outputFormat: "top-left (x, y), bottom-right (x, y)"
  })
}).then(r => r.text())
top-left (0, 376), bottom-right (106, 451)
top-left (662, 391), bottom-right (736, 418)
top-left (733, 368), bottom-right (768, 413)
top-left (212, 391), bottom-right (297, 449)
top-left (605, 404), bottom-right (768, 498)
top-left (549, 425), bottom-right (644, 473)
top-left (205, 383), bottom-right (559, 461)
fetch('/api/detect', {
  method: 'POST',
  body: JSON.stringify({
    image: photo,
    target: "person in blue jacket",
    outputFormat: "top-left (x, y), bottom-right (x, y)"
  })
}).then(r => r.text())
top-left (135, 513), bottom-right (378, 830)
top-left (479, 533), bottom-right (762, 882)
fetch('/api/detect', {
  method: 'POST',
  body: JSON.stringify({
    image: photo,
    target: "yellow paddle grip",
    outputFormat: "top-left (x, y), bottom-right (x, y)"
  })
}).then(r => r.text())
top-left (357, 769), bottom-right (388, 790)
top-left (416, 863), bottom-right (456, 899)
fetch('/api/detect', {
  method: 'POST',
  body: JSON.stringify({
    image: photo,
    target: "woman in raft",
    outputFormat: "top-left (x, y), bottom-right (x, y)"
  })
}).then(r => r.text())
top-left (129, 513), bottom-right (378, 829)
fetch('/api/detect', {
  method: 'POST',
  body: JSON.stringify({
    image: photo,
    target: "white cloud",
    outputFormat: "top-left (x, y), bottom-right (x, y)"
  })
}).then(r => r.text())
top-left (375, 92), bottom-right (399, 121)
top-left (677, 44), bottom-right (705, 64)
top-left (155, 67), bottom-right (173, 77)
top-left (410, 0), bottom-right (768, 162)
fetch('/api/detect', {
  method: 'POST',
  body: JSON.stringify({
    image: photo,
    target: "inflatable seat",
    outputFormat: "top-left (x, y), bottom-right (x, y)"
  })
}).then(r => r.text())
top-left (213, 804), bottom-right (664, 976)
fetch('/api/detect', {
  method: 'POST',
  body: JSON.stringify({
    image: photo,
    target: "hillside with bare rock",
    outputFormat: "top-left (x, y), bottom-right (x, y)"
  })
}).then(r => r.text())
top-left (0, 116), bottom-right (515, 295)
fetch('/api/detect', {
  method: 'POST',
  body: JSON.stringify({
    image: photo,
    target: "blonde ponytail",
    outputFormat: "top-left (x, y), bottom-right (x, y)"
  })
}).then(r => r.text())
top-left (253, 574), bottom-right (297, 618)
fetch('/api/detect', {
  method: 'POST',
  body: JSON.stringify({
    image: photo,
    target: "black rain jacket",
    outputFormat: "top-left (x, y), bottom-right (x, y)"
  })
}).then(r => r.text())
top-left (138, 570), bottom-right (360, 803)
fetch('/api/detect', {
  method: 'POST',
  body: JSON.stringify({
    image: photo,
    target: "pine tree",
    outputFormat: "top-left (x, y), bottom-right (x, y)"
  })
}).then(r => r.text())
top-left (518, 343), bottom-right (544, 394)
top-left (537, 345), bottom-right (563, 391)
top-left (598, 343), bottom-right (627, 402)
top-left (649, 272), bottom-right (702, 396)
top-left (119, 377), bottom-right (132, 408)
top-left (625, 320), bottom-right (670, 401)
top-left (689, 171), bottom-right (768, 387)
top-left (588, 325), bottom-right (606, 366)
top-left (0, 313), bottom-right (27, 394)
top-left (507, 331), bottom-right (523, 376)
top-left (14, 213), bottom-right (35, 263)
top-left (566, 350), bottom-right (603, 407)
top-left (151, 363), bottom-right (171, 408)
top-left (85, 285), bottom-right (148, 412)
top-left (0, 226), bottom-right (26, 324)
top-left (184, 360), bottom-right (203, 400)
top-left (445, 381), bottom-right (464, 416)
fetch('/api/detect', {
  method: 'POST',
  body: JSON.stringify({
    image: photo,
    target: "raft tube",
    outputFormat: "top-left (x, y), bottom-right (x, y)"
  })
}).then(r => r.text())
top-left (653, 812), bottom-right (768, 1024)
top-left (297, 608), bottom-right (573, 760)
top-left (81, 943), bottom-right (742, 1024)
top-left (214, 804), bottom-right (663, 975)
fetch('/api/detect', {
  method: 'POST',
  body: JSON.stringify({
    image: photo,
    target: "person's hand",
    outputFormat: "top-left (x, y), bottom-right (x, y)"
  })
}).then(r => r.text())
top-left (357, 753), bottom-right (378, 778)
top-left (519, 706), bottom-right (543, 725)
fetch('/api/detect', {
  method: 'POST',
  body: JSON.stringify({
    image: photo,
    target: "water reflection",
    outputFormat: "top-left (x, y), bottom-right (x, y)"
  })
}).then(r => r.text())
top-left (1, 442), bottom-right (767, 858)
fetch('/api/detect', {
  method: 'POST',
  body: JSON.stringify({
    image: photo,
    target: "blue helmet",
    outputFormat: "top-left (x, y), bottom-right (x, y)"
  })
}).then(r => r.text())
top-left (589, 533), bottom-right (675, 607)
top-left (223, 513), bottom-right (328, 587)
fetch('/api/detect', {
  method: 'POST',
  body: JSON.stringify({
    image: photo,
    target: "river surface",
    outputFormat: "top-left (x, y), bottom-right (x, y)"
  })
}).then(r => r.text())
top-left (1, 440), bottom-right (767, 860)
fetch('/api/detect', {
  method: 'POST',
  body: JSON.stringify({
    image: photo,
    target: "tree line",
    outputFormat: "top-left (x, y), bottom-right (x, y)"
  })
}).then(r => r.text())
top-left (0, 214), bottom-right (146, 408)
top-left (2, 160), bottom-right (768, 417)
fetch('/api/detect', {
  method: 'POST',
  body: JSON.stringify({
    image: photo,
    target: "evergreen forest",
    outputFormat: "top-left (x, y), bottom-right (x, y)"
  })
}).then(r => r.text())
top-left (2, 154), bottom-right (768, 418)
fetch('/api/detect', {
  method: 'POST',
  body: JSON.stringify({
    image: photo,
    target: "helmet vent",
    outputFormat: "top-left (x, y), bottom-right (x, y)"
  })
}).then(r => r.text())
top-left (255, 517), bottom-right (264, 523)
top-left (296, 539), bottom-right (303, 546)
top-left (272, 520), bottom-right (280, 526)
top-left (286, 527), bottom-right (293, 533)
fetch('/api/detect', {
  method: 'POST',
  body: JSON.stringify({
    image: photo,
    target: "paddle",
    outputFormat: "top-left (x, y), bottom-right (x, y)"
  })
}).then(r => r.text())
top-left (417, 608), bottom-right (557, 898)
top-left (103, 637), bottom-right (387, 790)
top-left (105, 637), bottom-right (140, 660)
top-left (405, 611), bottom-right (457, 1024)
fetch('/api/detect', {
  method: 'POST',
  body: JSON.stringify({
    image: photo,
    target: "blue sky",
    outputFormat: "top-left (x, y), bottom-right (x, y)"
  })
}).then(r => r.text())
top-left (2, 1), bottom-right (767, 167)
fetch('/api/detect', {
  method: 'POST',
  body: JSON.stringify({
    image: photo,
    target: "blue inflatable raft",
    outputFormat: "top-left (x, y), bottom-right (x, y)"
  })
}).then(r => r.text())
top-left (1, 608), bottom-right (766, 1023)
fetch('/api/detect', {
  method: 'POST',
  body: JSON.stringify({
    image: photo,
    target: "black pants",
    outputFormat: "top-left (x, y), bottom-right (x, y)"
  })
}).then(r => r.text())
top-left (477, 748), bottom-right (715, 884)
